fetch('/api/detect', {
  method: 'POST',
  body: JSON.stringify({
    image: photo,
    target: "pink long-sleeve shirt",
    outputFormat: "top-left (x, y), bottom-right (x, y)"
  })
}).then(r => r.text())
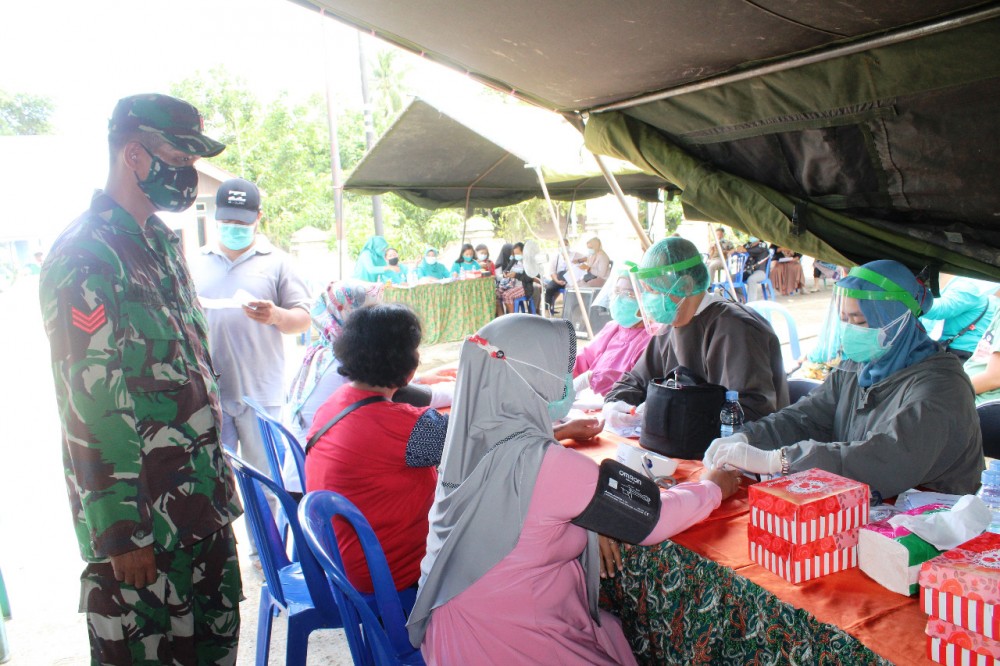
top-left (574, 321), bottom-right (652, 395)
top-left (422, 445), bottom-right (721, 665)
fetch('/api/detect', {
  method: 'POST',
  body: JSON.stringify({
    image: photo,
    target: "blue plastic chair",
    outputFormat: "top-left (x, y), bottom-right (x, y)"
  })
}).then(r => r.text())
top-left (226, 452), bottom-right (343, 666)
top-left (242, 396), bottom-right (306, 493)
top-left (746, 300), bottom-right (801, 360)
top-left (513, 296), bottom-right (537, 314)
top-left (979, 400), bottom-right (1000, 459)
top-left (298, 491), bottom-right (423, 665)
top-left (758, 251), bottom-right (775, 301)
top-left (710, 252), bottom-right (749, 302)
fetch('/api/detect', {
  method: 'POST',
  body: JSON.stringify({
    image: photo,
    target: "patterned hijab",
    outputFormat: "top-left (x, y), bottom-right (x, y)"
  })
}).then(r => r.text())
top-left (406, 314), bottom-right (592, 647)
top-left (287, 279), bottom-right (384, 421)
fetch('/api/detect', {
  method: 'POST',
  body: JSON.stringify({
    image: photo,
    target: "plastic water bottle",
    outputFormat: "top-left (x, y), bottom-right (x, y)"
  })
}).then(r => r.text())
top-left (720, 390), bottom-right (745, 438)
top-left (977, 460), bottom-right (1000, 533)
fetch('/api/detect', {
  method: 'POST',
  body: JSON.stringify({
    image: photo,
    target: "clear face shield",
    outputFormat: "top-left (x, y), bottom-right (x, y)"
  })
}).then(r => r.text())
top-left (811, 266), bottom-right (924, 367)
top-left (628, 254), bottom-right (704, 336)
top-left (593, 268), bottom-right (643, 329)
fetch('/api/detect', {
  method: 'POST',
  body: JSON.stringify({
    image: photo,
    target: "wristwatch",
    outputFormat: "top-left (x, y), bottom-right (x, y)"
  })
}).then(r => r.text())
top-left (779, 449), bottom-right (790, 476)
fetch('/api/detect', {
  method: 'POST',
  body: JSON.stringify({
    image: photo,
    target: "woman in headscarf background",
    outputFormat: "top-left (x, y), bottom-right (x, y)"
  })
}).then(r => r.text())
top-left (415, 248), bottom-right (450, 280)
top-left (704, 259), bottom-right (984, 499)
top-left (407, 315), bottom-right (741, 664)
top-left (287, 279), bottom-right (453, 445)
top-left (354, 235), bottom-right (391, 282)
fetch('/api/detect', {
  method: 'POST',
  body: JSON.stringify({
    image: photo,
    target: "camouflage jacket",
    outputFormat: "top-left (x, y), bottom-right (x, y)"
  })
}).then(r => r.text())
top-left (40, 192), bottom-right (242, 563)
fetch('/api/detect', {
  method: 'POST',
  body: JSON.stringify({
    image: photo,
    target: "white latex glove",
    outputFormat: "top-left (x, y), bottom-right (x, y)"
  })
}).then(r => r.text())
top-left (712, 441), bottom-right (782, 475)
top-left (602, 401), bottom-right (643, 429)
top-left (702, 433), bottom-right (749, 469)
top-left (572, 371), bottom-right (591, 394)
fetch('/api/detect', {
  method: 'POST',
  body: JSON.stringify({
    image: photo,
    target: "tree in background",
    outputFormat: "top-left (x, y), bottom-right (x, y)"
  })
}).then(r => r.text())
top-left (0, 90), bottom-right (54, 135)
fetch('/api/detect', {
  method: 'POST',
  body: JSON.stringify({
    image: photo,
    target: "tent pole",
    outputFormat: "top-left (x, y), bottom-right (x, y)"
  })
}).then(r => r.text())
top-left (590, 153), bottom-right (652, 251)
top-left (320, 9), bottom-right (345, 279)
top-left (533, 167), bottom-right (594, 338)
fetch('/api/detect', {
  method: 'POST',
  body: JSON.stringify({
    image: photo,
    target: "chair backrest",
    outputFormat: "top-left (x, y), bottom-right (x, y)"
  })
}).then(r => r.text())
top-left (787, 378), bottom-right (823, 404)
top-left (746, 300), bottom-right (801, 360)
top-left (243, 396), bottom-right (307, 491)
top-left (979, 400), bottom-right (1000, 459)
top-left (763, 250), bottom-right (775, 278)
top-left (728, 252), bottom-right (749, 281)
top-left (298, 491), bottom-right (415, 662)
top-left (225, 452), bottom-right (337, 615)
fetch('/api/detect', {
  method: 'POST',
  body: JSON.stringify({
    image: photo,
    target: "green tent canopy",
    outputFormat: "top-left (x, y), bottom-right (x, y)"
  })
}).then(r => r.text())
top-left (344, 97), bottom-right (670, 209)
top-left (295, 0), bottom-right (1000, 279)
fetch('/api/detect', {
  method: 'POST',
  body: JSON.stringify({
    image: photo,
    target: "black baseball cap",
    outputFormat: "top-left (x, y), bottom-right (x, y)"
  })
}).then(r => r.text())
top-left (215, 178), bottom-right (261, 224)
top-left (109, 93), bottom-right (225, 157)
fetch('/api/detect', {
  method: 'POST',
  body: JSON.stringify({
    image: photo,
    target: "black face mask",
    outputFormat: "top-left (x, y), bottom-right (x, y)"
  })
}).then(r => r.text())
top-left (387, 257), bottom-right (399, 266)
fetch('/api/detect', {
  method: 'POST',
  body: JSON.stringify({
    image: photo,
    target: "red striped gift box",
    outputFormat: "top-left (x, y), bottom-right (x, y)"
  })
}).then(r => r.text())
top-left (748, 524), bottom-right (860, 584)
top-left (927, 636), bottom-right (1000, 665)
top-left (919, 532), bottom-right (1000, 638)
top-left (748, 469), bottom-right (869, 545)
top-left (926, 617), bottom-right (1000, 665)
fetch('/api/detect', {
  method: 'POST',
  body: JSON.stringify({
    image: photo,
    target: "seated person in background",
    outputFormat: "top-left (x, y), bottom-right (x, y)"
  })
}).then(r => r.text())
top-left (573, 236), bottom-right (612, 288)
top-left (604, 237), bottom-right (788, 431)
top-left (381, 246), bottom-right (409, 285)
top-left (475, 244), bottom-right (495, 276)
top-left (407, 315), bottom-right (741, 665)
top-left (543, 236), bottom-right (580, 314)
top-left (743, 237), bottom-right (771, 301)
top-left (704, 260), bottom-right (984, 499)
top-left (450, 243), bottom-right (481, 277)
top-left (415, 247), bottom-right (451, 280)
top-left (921, 274), bottom-right (998, 362)
top-left (496, 242), bottom-right (535, 314)
top-left (706, 227), bottom-right (733, 282)
top-left (965, 301), bottom-right (1000, 405)
top-left (354, 235), bottom-right (391, 283)
top-left (769, 245), bottom-right (805, 296)
top-left (305, 303), bottom-right (448, 594)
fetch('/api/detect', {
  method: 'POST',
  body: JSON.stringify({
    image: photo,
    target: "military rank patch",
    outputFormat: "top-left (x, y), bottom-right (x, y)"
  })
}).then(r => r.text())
top-left (71, 304), bottom-right (107, 334)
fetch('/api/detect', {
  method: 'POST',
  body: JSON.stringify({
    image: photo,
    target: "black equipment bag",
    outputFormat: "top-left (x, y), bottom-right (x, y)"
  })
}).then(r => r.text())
top-left (639, 367), bottom-right (727, 460)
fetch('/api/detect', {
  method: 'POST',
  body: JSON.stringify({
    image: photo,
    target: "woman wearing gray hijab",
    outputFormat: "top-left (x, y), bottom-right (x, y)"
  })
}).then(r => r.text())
top-left (407, 314), bottom-right (740, 664)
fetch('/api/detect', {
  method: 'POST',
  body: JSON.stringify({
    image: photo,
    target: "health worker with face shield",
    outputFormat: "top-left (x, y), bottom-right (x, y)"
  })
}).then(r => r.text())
top-left (703, 259), bottom-right (984, 499)
top-left (603, 237), bottom-right (788, 431)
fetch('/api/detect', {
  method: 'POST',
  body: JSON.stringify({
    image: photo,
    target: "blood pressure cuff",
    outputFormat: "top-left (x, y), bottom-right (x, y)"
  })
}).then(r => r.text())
top-left (571, 459), bottom-right (662, 544)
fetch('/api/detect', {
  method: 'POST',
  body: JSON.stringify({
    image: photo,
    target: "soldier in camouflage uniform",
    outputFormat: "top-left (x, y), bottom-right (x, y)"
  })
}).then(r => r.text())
top-left (39, 94), bottom-right (243, 666)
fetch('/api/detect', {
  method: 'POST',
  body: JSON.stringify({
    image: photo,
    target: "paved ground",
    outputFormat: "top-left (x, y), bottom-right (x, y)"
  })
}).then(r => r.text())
top-left (0, 276), bottom-right (831, 664)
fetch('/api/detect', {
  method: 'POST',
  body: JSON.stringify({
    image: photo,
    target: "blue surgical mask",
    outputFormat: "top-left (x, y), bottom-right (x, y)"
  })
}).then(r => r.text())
top-left (513, 254), bottom-right (523, 261)
top-left (546, 373), bottom-right (576, 421)
top-left (463, 255), bottom-right (475, 263)
top-left (587, 248), bottom-right (596, 256)
top-left (218, 223), bottom-right (255, 251)
top-left (610, 295), bottom-right (642, 328)
top-left (839, 322), bottom-right (890, 363)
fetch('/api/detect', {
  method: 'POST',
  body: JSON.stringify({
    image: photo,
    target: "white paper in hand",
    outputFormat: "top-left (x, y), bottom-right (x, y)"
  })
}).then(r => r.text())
top-left (887, 494), bottom-right (991, 550)
top-left (199, 289), bottom-right (260, 310)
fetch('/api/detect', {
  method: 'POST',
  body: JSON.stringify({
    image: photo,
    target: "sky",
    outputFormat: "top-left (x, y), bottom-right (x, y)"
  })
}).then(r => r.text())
top-left (0, 0), bottom-right (489, 139)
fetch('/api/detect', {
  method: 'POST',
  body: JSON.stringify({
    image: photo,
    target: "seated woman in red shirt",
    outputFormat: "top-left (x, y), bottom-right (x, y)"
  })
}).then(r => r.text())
top-left (304, 303), bottom-right (447, 594)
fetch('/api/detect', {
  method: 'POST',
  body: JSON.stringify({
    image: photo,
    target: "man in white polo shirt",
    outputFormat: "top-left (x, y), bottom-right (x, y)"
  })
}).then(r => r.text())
top-left (191, 177), bottom-right (311, 485)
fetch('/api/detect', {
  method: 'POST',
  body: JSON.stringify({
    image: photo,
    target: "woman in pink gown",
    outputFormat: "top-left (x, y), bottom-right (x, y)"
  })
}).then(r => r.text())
top-left (406, 315), bottom-right (740, 665)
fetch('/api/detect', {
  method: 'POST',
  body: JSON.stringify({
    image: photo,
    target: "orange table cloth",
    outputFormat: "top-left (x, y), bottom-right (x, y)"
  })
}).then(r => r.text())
top-left (566, 433), bottom-right (929, 665)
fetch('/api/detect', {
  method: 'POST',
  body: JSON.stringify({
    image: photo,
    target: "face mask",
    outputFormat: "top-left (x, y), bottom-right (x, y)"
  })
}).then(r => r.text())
top-left (135, 144), bottom-right (198, 212)
top-left (546, 373), bottom-right (576, 421)
top-left (218, 223), bottom-right (255, 251)
top-left (426, 256), bottom-right (437, 265)
top-left (513, 254), bottom-right (523, 261)
top-left (839, 322), bottom-right (890, 363)
top-left (642, 291), bottom-right (679, 325)
top-left (477, 252), bottom-right (488, 261)
top-left (463, 255), bottom-right (474, 263)
top-left (587, 248), bottom-right (596, 256)
top-left (387, 257), bottom-right (399, 266)
top-left (610, 295), bottom-right (642, 328)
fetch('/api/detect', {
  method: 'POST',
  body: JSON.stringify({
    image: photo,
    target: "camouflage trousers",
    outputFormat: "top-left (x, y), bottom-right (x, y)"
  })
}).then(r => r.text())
top-left (79, 525), bottom-right (242, 666)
